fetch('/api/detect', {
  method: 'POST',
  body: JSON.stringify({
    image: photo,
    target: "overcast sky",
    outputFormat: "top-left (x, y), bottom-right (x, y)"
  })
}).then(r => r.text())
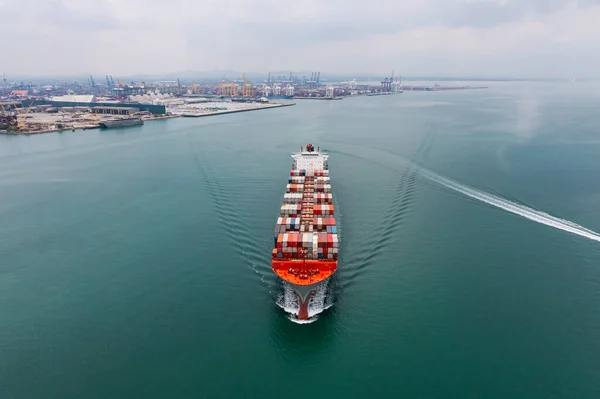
top-left (1, 0), bottom-right (599, 79)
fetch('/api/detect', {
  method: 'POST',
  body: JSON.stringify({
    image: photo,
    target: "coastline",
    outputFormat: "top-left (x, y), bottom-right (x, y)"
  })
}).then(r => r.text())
top-left (0, 103), bottom-right (293, 136)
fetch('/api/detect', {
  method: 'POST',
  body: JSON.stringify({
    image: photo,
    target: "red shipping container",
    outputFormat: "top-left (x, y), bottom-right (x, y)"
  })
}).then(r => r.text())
top-left (320, 234), bottom-right (327, 247)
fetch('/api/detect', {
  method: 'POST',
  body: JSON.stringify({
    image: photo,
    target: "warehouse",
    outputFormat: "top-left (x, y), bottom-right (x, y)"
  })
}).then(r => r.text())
top-left (91, 106), bottom-right (139, 115)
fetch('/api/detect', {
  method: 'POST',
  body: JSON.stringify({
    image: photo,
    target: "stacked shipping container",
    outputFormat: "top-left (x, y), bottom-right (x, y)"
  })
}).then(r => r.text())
top-left (314, 193), bottom-right (332, 203)
top-left (290, 170), bottom-right (306, 177)
top-left (280, 204), bottom-right (302, 216)
top-left (283, 193), bottom-right (303, 203)
top-left (272, 232), bottom-right (339, 260)
top-left (314, 184), bottom-right (331, 193)
top-left (313, 204), bottom-right (334, 215)
top-left (286, 184), bottom-right (304, 193)
top-left (288, 177), bottom-right (305, 184)
top-left (272, 168), bottom-right (338, 261)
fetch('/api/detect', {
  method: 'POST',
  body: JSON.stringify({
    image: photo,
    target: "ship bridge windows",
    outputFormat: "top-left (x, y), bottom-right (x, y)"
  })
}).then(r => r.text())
top-left (295, 158), bottom-right (325, 171)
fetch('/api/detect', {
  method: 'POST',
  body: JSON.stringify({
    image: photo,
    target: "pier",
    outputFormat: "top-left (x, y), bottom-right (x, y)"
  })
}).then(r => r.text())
top-left (1, 70), bottom-right (489, 135)
top-left (170, 101), bottom-right (294, 118)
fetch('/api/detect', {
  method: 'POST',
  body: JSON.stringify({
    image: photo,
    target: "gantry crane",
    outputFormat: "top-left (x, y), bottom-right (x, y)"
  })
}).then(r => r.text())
top-left (218, 81), bottom-right (238, 97)
top-left (15, 100), bottom-right (36, 131)
top-left (190, 82), bottom-right (201, 94)
top-left (242, 73), bottom-right (253, 97)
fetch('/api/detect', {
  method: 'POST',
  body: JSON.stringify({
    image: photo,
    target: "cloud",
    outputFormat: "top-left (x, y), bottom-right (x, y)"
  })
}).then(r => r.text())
top-left (1, 0), bottom-right (599, 78)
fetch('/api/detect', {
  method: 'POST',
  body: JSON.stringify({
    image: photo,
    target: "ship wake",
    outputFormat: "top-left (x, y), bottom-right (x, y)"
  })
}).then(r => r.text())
top-left (330, 142), bottom-right (600, 244)
top-left (276, 282), bottom-right (333, 324)
top-left (416, 167), bottom-right (600, 243)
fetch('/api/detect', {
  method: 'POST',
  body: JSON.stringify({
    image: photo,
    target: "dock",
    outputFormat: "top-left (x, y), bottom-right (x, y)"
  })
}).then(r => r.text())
top-left (293, 96), bottom-right (343, 100)
top-left (401, 84), bottom-right (488, 91)
top-left (0, 113), bottom-right (179, 136)
top-left (171, 102), bottom-right (294, 118)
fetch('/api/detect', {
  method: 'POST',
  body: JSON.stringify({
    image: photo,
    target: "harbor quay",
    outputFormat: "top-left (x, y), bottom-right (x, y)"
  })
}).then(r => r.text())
top-left (1, 70), bottom-right (487, 135)
top-left (0, 96), bottom-right (293, 135)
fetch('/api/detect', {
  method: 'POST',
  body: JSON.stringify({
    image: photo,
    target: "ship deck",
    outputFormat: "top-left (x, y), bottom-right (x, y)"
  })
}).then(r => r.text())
top-left (271, 149), bottom-right (338, 286)
top-left (271, 260), bottom-right (337, 286)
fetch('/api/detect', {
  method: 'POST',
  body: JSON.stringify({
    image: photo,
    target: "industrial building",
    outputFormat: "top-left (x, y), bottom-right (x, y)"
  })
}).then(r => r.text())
top-left (21, 99), bottom-right (167, 115)
top-left (49, 95), bottom-right (96, 104)
top-left (91, 106), bottom-right (139, 115)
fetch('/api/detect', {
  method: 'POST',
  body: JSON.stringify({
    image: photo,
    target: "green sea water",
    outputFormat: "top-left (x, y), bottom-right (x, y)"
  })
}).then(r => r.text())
top-left (1, 81), bottom-right (600, 398)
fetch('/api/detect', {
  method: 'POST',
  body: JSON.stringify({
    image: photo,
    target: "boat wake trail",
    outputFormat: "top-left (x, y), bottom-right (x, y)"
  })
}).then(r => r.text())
top-left (188, 141), bottom-right (274, 286)
top-left (276, 282), bottom-right (333, 324)
top-left (416, 167), bottom-right (600, 243)
top-left (330, 141), bottom-right (600, 244)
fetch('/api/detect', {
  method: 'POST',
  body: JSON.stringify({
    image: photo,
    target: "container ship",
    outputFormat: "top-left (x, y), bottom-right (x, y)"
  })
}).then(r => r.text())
top-left (98, 117), bottom-right (143, 129)
top-left (268, 94), bottom-right (294, 100)
top-left (271, 143), bottom-right (338, 320)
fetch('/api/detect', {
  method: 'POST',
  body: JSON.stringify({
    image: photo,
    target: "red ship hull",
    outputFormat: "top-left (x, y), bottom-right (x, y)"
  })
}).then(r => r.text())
top-left (271, 260), bottom-right (337, 285)
top-left (271, 260), bottom-right (337, 320)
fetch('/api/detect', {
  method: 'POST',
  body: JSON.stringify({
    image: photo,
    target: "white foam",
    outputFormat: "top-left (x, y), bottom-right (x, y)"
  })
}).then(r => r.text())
top-left (276, 284), bottom-right (299, 316)
top-left (287, 315), bottom-right (319, 324)
top-left (275, 281), bottom-right (333, 322)
top-left (307, 282), bottom-right (330, 318)
top-left (416, 166), bottom-right (600, 243)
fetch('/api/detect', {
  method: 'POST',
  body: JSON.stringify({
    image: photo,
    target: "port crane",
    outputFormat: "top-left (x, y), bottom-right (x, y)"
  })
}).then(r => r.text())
top-left (392, 76), bottom-right (403, 93)
top-left (325, 85), bottom-right (334, 98)
top-left (190, 83), bottom-right (201, 94)
top-left (283, 84), bottom-right (294, 97)
top-left (16, 100), bottom-right (36, 131)
top-left (89, 75), bottom-right (96, 94)
top-left (218, 80), bottom-right (238, 97)
top-left (241, 74), bottom-right (253, 97)
top-left (342, 78), bottom-right (357, 89)
top-left (272, 84), bottom-right (281, 96)
top-left (262, 84), bottom-right (271, 97)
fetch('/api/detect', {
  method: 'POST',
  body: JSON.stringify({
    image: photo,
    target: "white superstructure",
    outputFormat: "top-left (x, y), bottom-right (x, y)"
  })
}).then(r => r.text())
top-left (291, 144), bottom-right (329, 174)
